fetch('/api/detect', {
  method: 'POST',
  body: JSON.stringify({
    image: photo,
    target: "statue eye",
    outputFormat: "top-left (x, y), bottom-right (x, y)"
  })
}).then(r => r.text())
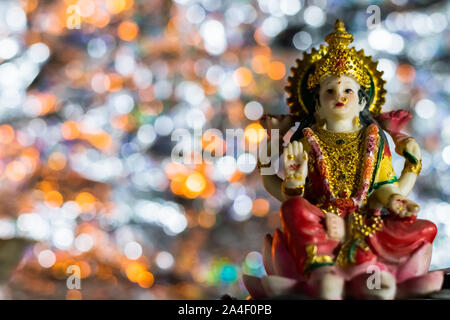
top-left (345, 88), bottom-right (353, 93)
top-left (326, 89), bottom-right (333, 94)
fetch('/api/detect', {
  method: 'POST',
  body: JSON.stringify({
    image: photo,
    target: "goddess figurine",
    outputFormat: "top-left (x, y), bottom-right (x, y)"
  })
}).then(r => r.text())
top-left (243, 20), bottom-right (444, 300)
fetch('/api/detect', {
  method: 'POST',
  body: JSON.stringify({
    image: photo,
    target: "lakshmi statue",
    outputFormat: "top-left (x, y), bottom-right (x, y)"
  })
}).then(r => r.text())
top-left (243, 20), bottom-right (444, 299)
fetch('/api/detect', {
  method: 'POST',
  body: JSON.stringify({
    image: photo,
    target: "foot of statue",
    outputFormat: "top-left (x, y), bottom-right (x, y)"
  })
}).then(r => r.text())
top-left (347, 270), bottom-right (396, 300)
top-left (305, 266), bottom-right (345, 300)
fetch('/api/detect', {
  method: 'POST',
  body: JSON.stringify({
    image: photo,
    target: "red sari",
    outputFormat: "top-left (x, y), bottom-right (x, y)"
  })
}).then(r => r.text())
top-left (281, 124), bottom-right (437, 280)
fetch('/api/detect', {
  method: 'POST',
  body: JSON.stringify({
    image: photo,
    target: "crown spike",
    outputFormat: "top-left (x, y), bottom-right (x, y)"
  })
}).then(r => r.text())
top-left (307, 19), bottom-right (370, 89)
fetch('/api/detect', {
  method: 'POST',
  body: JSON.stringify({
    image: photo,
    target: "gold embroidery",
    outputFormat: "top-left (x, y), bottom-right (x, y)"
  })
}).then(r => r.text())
top-left (313, 125), bottom-right (366, 199)
top-left (402, 159), bottom-right (422, 175)
top-left (336, 210), bottom-right (383, 267)
top-left (304, 244), bottom-right (334, 272)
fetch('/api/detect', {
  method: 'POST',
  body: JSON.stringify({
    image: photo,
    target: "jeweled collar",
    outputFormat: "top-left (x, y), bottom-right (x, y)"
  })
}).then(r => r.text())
top-left (302, 124), bottom-right (380, 214)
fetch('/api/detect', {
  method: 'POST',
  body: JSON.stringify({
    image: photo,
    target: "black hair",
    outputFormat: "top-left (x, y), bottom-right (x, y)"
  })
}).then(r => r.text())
top-left (290, 85), bottom-right (387, 147)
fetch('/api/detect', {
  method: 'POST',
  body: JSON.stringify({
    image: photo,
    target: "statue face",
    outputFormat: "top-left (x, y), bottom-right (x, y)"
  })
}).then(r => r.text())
top-left (316, 75), bottom-right (365, 124)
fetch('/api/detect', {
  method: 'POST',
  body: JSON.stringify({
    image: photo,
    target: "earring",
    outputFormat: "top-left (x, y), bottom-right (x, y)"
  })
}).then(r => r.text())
top-left (353, 116), bottom-right (361, 128)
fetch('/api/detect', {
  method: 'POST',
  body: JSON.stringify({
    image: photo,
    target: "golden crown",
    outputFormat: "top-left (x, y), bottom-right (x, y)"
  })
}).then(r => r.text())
top-left (286, 19), bottom-right (386, 118)
top-left (307, 20), bottom-right (371, 89)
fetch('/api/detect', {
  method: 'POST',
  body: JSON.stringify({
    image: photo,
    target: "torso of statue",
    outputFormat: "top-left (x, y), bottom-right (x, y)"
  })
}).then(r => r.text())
top-left (312, 125), bottom-right (366, 199)
top-left (298, 124), bottom-right (380, 214)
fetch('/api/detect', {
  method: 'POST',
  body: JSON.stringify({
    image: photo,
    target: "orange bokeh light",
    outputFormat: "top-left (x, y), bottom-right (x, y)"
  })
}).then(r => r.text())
top-left (66, 289), bottom-right (82, 300)
top-left (84, 132), bottom-right (112, 150)
top-left (111, 114), bottom-right (135, 131)
top-left (75, 192), bottom-right (96, 212)
top-left (200, 180), bottom-right (215, 199)
top-left (118, 21), bottom-right (139, 42)
top-left (48, 152), bottom-right (67, 171)
top-left (0, 125), bottom-right (15, 144)
top-left (91, 9), bottom-right (111, 28)
top-left (105, 0), bottom-right (126, 14)
top-left (252, 198), bottom-right (270, 217)
top-left (21, 0), bottom-right (38, 12)
top-left (45, 190), bottom-right (64, 208)
top-left (124, 0), bottom-right (134, 10)
top-left (106, 73), bottom-right (123, 92)
top-left (125, 262), bottom-right (146, 283)
top-left (251, 55), bottom-right (270, 74)
top-left (137, 271), bottom-right (154, 288)
top-left (233, 67), bottom-right (253, 87)
top-left (397, 64), bottom-right (416, 83)
top-left (5, 161), bottom-right (26, 182)
top-left (185, 172), bottom-right (206, 193)
top-left (244, 123), bottom-right (267, 145)
top-left (268, 61), bottom-right (286, 80)
top-left (61, 121), bottom-right (80, 140)
top-left (170, 178), bottom-right (185, 196)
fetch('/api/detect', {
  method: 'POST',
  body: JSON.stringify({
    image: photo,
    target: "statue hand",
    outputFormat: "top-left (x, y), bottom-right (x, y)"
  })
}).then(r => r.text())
top-left (387, 194), bottom-right (420, 217)
top-left (404, 138), bottom-right (421, 162)
top-left (283, 141), bottom-right (308, 188)
top-left (325, 212), bottom-right (345, 242)
top-left (395, 136), bottom-right (421, 163)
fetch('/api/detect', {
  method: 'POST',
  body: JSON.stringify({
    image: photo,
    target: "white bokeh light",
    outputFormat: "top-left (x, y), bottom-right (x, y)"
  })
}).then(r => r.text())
top-left (415, 99), bottom-right (436, 119)
top-left (237, 153), bottom-right (256, 173)
top-left (38, 250), bottom-right (56, 268)
top-left (200, 20), bottom-right (227, 55)
top-left (244, 101), bottom-right (264, 120)
top-left (0, 38), bottom-right (19, 60)
top-left (442, 146), bottom-right (450, 165)
top-left (293, 31), bottom-right (312, 51)
top-left (124, 241), bottom-right (143, 260)
top-left (154, 115), bottom-right (174, 136)
top-left (74, 233), bottom-right (94, 252)
top-left (156, 251), bottom-right (174, 269)
top-left (232, 194), bottom-right (253, 221)
top-left (280, 0), bottom-right (301, 16)
top-left (304, 6), bottom-right (325, 27)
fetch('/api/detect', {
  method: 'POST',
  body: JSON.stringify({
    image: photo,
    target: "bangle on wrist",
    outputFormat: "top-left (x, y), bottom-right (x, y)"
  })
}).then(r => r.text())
top-left (286, 173), bottom-right (304, 181)
top-left (402, 159), bottom-right (422, 175)
top-left (282, 181), bottom-right (305, 196)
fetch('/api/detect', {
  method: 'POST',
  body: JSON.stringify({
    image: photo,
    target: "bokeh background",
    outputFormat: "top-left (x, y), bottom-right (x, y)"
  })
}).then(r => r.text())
top-left (0, 0), bottom-right (448, 299)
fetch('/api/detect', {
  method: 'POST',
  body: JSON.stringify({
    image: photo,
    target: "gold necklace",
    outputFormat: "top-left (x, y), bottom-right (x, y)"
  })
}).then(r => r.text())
top-left (313, 125), bottom-right (366, 199)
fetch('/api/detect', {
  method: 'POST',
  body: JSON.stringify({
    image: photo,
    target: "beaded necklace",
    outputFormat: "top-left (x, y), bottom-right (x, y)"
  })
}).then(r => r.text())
top-left (313, 125), bottom-right (365, 199)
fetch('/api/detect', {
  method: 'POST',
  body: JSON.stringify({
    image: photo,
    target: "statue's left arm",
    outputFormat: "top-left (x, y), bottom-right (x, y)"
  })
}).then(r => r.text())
top-left (370, 138), bottom-right (420, 217)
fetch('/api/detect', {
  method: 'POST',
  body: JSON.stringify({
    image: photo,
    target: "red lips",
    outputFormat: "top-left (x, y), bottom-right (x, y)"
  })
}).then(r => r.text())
top-left (335, 102), bottom-right (345, 107)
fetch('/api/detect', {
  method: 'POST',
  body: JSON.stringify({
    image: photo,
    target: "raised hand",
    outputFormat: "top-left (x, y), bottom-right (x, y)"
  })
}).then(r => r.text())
top-left (394, 136), bottom-right (422, 164)
top-left (283, 140), bottom-right (308, 189)
top-left (387, 193), bottom-right (420, 218)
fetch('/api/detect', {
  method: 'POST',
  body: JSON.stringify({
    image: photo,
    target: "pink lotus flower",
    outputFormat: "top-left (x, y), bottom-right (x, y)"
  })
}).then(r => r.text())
top-left (242, 229), bottom-right (305, 299)
top-left (243, 229), bottom-right (444, 299)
